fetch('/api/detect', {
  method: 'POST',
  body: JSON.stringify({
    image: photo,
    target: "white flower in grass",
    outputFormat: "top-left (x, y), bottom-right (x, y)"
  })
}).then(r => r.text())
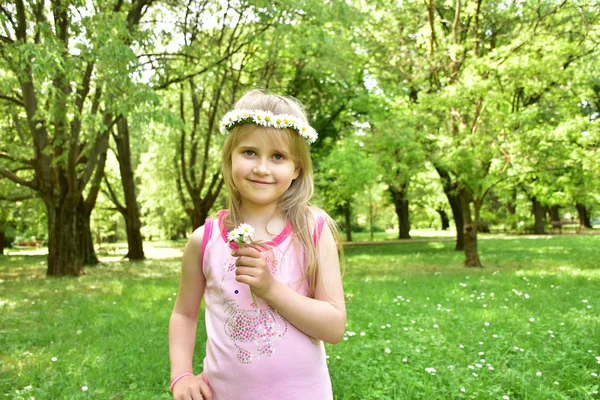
top-left (592, 372), bottom-right (598, 377)
top-left (536, 371), bottom-right (542, 376)
top-left (51, 357), bottom-right (57, 362)
top-left (484, 322), bottom-right (489, 326)
top-left (473, 372), bottom-right (478, 377)
top-left (554, 381), bottom-right (559, 385)
top-left (503, 396), bottom-right (510, 400)
top-left (460, 388), bottom-right (465, 392)
top-left (385, 348), bottom-right (391, 354)
top-left (529, 318), bottom-right (535, 322)
top-left (425, 367), bottom-right (436, 374)
top-left (433, 324), bottom-right (439, 329)
top-left (82, 386), bottom-right (88, 391)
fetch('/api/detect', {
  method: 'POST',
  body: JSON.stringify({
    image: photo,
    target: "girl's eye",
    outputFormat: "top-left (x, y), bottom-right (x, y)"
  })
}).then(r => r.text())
top-left (273, 154), bottom-right (284, 160)
top-left (243, 150), bottom-right (255, 156)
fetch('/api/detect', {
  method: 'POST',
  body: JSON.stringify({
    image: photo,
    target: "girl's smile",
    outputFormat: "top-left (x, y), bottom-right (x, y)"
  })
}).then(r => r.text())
top-left (248, 179), bottom-right (274, 186)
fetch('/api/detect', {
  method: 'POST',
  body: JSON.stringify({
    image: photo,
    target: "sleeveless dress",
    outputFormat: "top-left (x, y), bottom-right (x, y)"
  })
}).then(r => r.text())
top-left (200, 210), bottom-right (332, 399)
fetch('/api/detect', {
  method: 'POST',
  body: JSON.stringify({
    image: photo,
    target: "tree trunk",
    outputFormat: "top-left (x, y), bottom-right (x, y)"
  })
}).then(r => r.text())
top-left (549, 205), bottom-right (560, 222)
top-left (191, 209), bottom-right (211, 232)
top-left (114, 118), bottom-right (145, 260)
top-left (389, 184), bottom-right (411, 240)
top-left (343, 204), bottom-right (352, 242)
top-left (45, 195), bottom-right (84, 276)
top-left (78, 199), bottom-right (99, 266)
top-left (368, 197), bottom-right (375, 241)
top-left (576, 203), bottom-right (592, 229)
top-left (434, 165), bottom-right (464, 250)
top-left (532, 196), bottom-right (546, 234)
top-left (459, 188), bottom-right (482, 267)
top-left (0, 230), bottom-right (5, 255)
top-left (436, 209), bottom-right (450, 230)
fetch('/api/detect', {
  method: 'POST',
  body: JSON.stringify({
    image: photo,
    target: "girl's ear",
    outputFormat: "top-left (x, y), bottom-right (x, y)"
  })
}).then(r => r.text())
top-left (293, 167), bottom-right (300, 180)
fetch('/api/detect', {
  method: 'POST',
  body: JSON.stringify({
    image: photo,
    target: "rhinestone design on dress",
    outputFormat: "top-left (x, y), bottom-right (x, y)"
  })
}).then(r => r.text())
top-left (220, 249), bottom-right (288, 364)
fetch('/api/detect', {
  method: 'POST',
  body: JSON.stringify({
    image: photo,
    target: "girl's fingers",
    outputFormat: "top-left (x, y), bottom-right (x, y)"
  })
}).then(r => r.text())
top-left (198, 373), bottom-right (214, 400)
top-left (232, 247), bottom-right (261, 258)
top-left (235, 255), bottom-right (266, 269)
top-left (235, 266), bottom-right (256, 277)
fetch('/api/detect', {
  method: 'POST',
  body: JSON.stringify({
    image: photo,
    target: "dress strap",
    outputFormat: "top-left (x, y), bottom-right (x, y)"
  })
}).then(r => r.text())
top-left (201, 218), bottom-right (213, 269)
top-left (312, 215), bottom-right (325, 246)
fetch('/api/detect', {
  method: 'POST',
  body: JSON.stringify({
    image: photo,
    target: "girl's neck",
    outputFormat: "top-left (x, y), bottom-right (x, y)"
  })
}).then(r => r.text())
top-left (239, 203), bottom-right (287, 241)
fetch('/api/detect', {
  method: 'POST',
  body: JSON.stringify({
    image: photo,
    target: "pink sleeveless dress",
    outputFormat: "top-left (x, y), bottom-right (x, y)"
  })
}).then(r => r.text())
top-left (200, 210), bottom-right (332, 399)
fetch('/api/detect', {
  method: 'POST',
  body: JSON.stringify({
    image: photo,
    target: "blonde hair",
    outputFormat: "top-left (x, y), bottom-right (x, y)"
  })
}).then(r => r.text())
top-left (221, 89), bottom-right (342, 297)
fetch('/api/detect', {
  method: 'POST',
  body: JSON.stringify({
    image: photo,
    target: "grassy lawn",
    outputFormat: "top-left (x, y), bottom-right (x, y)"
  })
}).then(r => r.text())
top-left (1, 235), bottom-right (599, 399)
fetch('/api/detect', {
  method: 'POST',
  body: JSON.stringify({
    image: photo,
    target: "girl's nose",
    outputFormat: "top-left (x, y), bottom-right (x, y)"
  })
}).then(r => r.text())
top-left (253, 159), bottom-right (270, 175)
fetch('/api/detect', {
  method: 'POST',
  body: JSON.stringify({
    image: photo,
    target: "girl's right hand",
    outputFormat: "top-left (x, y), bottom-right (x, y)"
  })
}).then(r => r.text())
top-left (172, 372), bottom-right (213, 400)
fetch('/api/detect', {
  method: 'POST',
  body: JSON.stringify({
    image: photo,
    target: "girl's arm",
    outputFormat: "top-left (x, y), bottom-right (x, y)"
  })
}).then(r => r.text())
top-left (234, 223), bottom-right (346, 344)
top-left (169, 226), bottom-right (212, 398)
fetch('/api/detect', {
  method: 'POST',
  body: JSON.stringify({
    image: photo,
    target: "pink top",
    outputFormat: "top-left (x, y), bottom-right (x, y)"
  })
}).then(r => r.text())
top-left (200, 210), bottom-right (331, 400)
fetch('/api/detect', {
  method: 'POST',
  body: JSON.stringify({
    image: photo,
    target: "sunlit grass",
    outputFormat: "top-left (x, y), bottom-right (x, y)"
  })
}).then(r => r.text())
top-left (1, 235), bottom-right (598, 399)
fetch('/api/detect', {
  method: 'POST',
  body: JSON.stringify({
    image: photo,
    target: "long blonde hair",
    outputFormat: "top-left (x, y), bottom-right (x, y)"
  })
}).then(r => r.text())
top-left (221, 89), bottom-right (342, 297)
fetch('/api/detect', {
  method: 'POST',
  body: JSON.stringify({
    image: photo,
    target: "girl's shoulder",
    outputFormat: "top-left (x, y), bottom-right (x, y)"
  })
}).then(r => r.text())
top-left (307, 206), bottom-right (337, 244)
top-left (307, 206), bottom-right (334, 226)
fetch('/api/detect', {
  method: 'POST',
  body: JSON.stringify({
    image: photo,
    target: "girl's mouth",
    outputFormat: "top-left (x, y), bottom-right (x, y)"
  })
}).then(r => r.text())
top-left (249, 179), bottom-right (274, 186)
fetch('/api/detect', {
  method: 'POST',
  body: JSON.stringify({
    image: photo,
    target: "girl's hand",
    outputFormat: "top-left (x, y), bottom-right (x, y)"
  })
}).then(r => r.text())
top-left (172, 372), bottom-right (213, 400)
top-left (233, 247), bottom-right (275, 299)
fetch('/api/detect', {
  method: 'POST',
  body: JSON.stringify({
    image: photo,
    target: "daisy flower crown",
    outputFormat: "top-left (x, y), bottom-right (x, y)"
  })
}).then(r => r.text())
top-left (219, 109), bottom-right (318, 144)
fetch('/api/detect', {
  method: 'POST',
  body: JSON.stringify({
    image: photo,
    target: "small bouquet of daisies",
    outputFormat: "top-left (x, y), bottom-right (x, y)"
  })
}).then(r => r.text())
top-left (228, 223), bottom-right (258, 307)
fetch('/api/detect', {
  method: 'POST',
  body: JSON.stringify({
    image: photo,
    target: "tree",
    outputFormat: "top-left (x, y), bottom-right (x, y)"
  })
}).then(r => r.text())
top-left (319, 139), bottom-right (380, 241)
top-left (0, 0), bottom-right (155, 275)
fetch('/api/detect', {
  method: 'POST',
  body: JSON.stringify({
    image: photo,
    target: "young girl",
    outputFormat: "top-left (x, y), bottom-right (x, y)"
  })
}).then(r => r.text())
top-left (168, 90), bottom-right (346, 400)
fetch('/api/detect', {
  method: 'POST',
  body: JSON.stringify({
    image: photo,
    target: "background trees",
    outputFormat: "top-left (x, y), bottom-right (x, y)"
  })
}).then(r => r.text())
top-left (0, 0), bottom-right (597, 271)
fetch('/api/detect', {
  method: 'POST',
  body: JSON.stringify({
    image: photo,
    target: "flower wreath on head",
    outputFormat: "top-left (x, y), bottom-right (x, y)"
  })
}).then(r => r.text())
top-left (219, 109), bottom-right (318, 144)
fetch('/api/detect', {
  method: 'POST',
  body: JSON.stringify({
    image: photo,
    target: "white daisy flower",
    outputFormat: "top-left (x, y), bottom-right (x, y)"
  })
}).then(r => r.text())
top-left (238, 223), bottom-right (254, 240)
top-left (227, 231), bottom-right (238, 242)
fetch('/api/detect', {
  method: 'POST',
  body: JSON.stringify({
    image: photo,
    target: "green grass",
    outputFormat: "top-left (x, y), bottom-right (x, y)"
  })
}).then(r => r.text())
top-left (1, 235), bottom-right (599, 399)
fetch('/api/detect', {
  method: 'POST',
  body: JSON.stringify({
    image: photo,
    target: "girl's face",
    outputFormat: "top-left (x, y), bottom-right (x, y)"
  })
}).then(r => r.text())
top-left (231, 129), bottom-right (300, 213)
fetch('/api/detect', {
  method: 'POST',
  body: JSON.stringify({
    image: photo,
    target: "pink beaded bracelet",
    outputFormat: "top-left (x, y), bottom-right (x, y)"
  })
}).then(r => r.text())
top-left (170, 372), bottom-right (194, 391)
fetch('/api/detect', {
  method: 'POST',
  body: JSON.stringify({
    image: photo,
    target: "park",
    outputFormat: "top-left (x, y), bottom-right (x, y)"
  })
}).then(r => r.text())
top-left (1, 0), bottom-right (599, 399)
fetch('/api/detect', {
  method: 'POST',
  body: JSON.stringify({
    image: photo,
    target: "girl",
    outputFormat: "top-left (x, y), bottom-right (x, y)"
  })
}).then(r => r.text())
top-left (169, 89), bottom-right (346, 400)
